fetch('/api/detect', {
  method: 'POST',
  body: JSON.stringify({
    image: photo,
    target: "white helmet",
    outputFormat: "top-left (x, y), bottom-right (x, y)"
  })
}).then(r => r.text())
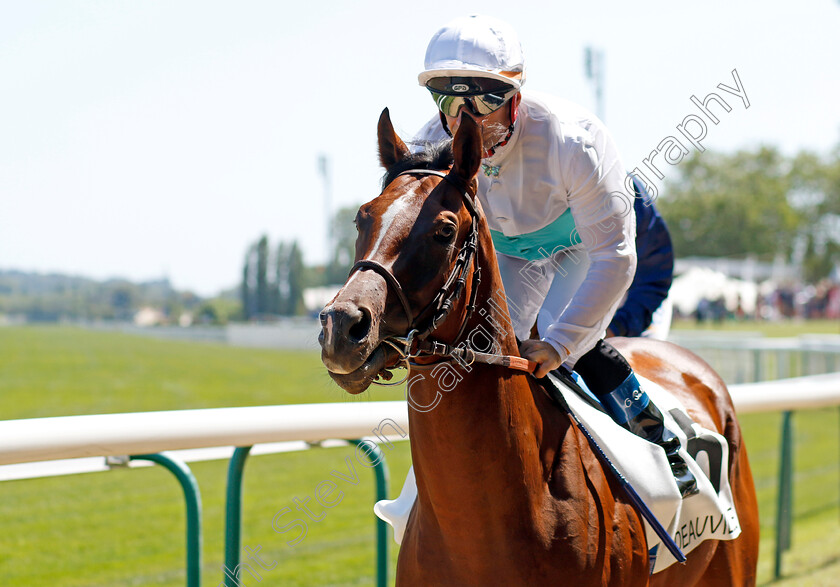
top-left (418, 15), bottom-right (526, 90)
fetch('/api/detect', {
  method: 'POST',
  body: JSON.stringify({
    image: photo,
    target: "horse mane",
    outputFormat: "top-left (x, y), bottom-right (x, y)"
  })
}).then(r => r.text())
top-left (380, 140), bottom-right (454, 190)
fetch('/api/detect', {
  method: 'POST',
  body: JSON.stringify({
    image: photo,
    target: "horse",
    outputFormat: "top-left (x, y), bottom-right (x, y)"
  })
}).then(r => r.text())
top-left (319, 108), bottom-right (759, 586)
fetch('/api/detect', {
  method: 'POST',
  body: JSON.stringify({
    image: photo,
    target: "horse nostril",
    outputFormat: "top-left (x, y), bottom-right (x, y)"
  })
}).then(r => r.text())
top-left (348, 306), bottom-right (372, 342)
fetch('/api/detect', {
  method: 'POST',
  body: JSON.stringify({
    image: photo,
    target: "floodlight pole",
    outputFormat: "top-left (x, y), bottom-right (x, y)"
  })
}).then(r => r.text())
top-left (318, 154), bottom-right (333, 271)
top-left (584, 46), bottom-right (605, 122)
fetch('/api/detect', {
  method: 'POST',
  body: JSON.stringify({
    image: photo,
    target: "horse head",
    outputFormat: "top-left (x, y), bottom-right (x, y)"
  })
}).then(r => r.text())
top-left (319, 108), bottom-right (484, 393)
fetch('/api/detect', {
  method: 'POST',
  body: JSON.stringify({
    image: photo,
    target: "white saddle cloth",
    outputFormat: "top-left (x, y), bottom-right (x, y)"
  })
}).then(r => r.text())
top-left (375, 374), bottom-right (742, 573)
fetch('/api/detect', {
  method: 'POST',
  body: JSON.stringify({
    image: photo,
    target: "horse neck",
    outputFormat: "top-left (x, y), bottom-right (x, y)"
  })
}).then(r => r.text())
top-left (408, 219), bottom-right (552, 521)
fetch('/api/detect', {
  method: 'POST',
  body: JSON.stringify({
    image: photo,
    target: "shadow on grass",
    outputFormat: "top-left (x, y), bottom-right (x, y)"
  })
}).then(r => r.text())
top-left (758, 552), bottom-right (840, 586)
top-left (794, 498), bottom-right (840, 521)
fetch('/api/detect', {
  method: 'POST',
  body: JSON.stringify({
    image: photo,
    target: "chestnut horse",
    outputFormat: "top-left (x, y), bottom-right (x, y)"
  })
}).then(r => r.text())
top-left (319, 109), bottom-right (759, 586)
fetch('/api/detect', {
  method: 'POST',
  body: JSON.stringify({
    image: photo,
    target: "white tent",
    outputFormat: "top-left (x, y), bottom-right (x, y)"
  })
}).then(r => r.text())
top-left (670, 267), bottom-right (759, 316)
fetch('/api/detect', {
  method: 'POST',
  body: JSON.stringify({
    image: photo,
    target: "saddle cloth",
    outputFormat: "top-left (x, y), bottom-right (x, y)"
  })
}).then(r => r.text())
top-left (549, 371), bottom-right (742, 573)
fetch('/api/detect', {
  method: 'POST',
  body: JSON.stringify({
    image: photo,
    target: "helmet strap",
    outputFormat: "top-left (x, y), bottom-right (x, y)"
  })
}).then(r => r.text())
top-left (484, 93), bottom-right (520, 158)
top-left (484, 123), bottom-right (514, 158)
top-left (439, 111), bottom-right (453, 137)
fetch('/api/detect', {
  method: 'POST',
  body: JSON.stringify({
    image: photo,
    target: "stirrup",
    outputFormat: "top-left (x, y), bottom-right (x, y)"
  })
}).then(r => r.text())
top-left (661, 428), bottom-right (699, 497)
top-left (374, 466), bottom-right (417, 545)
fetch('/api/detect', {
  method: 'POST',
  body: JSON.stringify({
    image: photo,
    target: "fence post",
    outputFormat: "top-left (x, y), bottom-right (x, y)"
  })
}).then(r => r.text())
top-left (131, 453), bottom-right (202, 587)
top-left (224, 446), bottom-right (253, 586)
top-left (777, 350), bottom-right (788, 380)
top-left (222, 441), bottom-right (390, 587)
top-left (351, 439), bottom-right (390, 587)
top-left (773, 411), bottom-right (794, 580)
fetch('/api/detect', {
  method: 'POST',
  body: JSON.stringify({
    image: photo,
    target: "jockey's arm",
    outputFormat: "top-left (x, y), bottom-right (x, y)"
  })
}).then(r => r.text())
top-left (526, 127), bottom-right (637, 373)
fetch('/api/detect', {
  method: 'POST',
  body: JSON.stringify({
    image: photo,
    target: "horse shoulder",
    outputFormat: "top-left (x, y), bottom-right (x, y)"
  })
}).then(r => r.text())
top-left (537, 387), bottom-right (649, 584)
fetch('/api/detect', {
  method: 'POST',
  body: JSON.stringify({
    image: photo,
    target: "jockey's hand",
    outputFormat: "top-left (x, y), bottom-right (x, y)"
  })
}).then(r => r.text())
top-left (519, 339), bottom-right (564, 379)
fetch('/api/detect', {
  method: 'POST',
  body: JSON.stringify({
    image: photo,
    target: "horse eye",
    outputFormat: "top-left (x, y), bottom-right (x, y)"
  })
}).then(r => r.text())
top-left (434, 224), bottom-right (457, 244)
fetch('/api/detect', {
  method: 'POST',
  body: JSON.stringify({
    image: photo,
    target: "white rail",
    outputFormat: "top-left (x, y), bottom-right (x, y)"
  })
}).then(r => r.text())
top-left (0, 373), bottom-right (838, 477)
top-left (729, 372), bottom-right (840, 413)
top-left (1, 372), bottom-right (836, 587)
top-left (0, 401), bottom-right (409, 467)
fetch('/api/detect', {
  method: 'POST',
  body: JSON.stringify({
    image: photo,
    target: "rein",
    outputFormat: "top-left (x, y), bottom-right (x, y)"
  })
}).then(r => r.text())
top-left (348, 168), bottom-right (536, 383)
top-left (411, 339), bottom-right (536, 372)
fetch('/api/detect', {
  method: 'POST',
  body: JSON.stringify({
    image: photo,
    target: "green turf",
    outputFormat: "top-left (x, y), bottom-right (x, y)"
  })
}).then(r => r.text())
top-left (672, 317), bottom-right (840, 338)
top-left (0, 326), bottom-right (368, 419)
top-left (0, 325), bottom-right (838, 586)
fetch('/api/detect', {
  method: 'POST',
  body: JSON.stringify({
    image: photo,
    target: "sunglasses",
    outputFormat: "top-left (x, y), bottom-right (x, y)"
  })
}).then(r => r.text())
top-left (428, 86), bottom-right (519, 118)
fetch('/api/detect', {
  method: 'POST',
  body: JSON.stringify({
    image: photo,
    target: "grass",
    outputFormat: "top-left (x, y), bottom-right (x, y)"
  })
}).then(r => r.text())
top-left (672, 317), bottom-right (840, 338)
top-left (0, 324), bottom-right (838, 585)
top-left (0, 326), bottom-right (355, 419)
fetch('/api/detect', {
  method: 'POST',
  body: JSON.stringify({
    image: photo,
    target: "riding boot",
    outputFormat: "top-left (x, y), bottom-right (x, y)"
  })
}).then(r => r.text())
top-left (599, 372), bottom-right (699, 497)
top-left (574, 340), bottom-right (699, 498)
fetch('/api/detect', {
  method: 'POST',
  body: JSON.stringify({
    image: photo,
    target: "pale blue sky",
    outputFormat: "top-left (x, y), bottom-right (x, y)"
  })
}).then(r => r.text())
top-left (2, 1), bottom-right (839, 296)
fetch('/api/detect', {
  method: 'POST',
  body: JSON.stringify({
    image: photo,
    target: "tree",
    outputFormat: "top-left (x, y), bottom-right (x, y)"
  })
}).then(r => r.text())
top-left (195, 297), bottom-right (241, 325)
top-left (241, 243), bottom-right (258, 320)
top-left (275, 240), bottom-right (305, 316)
top-left (241, 236), bottom-right (308, 319)
top-left (110, 283), bottom-right (136, 321)
top-left (325, 205), bottom-right (360, 285)
top-left (286, 241), bottom-right (305, 315)
top-left (275, 241), bottom-right (290, 314)
top-left (657, 147), bottom-right (802, 260)
top-left (789, 147), bottom-right (840, 281)
top-left (256, 235), bottom-right (270, 317)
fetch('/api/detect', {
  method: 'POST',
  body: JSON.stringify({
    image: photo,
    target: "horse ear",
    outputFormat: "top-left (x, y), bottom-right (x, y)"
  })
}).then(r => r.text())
top-left (377, 108), bottom-right (411, 170)
top-left (451, 115), bottom-right (482, 181)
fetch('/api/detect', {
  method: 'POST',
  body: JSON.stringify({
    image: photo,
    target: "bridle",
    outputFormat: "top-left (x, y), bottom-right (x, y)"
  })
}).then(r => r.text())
top-left (348, 169), bottom-right (480, 384)
top-left (348, 168), bottom-right (535, 385)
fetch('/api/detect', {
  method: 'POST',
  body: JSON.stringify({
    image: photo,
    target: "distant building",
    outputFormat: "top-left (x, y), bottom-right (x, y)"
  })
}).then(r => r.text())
top-left (303, 286), bottom-right (341, 315)
top-left (133, 307), bottom-right (165, 327)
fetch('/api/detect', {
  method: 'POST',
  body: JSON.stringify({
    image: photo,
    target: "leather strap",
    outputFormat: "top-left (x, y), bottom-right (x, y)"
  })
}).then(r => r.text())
top-left (350, 259), bottom-right (414, 325)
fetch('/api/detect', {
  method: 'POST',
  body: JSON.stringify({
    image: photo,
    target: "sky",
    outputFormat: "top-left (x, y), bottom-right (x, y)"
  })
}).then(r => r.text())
top-left (2, 1), bottom-right (839, 297)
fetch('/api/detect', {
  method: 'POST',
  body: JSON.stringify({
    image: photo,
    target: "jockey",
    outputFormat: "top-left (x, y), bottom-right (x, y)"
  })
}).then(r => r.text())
top-left (607, 177), bottom-right (675, 340)
top-left (412, 14), bottom-right (697, 497)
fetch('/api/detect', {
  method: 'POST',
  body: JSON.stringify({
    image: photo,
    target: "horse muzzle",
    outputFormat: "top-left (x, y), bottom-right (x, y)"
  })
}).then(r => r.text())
top-left (319, 299), bottom-right (382, 374)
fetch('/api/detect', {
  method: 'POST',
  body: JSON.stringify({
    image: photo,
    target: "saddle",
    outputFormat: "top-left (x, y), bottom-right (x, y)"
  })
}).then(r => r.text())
top-left (539, 371), bottom-right (742, 572)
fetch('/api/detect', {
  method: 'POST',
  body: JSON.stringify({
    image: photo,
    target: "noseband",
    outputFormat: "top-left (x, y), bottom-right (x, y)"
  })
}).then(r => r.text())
top-left (347, 169), bottom-right (482, 382)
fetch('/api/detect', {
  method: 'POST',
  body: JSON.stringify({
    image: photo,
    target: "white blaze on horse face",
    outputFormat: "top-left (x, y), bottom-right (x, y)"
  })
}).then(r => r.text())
top-left (368, 188), bottom-right (418, 259)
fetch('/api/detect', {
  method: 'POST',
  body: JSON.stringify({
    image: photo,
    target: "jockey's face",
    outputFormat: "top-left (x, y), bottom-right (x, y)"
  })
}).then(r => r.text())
top-left (444, 93), bottom-right (519, 154)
